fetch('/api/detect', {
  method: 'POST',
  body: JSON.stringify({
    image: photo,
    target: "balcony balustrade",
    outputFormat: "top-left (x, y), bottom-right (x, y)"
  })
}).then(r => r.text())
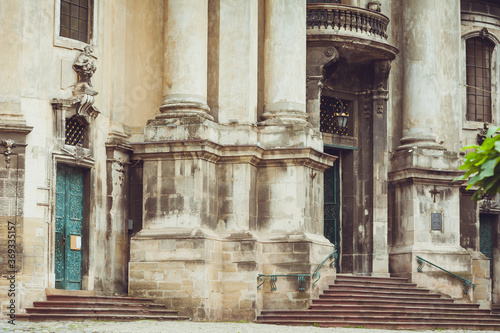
top-left (307, 3), bottom-right (397, 63)
top-left (307, 4), bottom-right (389, 40)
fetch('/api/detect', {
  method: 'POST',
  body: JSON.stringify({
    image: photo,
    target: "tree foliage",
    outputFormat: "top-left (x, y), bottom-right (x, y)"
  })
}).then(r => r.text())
top-left (457, 126), bottom-right (500, 200)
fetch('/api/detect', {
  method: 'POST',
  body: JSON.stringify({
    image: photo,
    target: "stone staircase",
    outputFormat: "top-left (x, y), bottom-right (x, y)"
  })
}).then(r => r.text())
top-left (17, 289), bottom-right (189, 322)
top-left (257, 274), bottom-right (500, 330)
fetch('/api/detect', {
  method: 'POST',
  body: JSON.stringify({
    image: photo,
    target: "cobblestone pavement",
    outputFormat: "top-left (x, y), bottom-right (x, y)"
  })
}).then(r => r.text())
top-left (0, 320), bottom-right (497, 333)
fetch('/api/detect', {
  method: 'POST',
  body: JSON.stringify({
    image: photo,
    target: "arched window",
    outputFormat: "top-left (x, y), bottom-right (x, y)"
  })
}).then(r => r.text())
top-left (466, 37), bottom-right (493, 122)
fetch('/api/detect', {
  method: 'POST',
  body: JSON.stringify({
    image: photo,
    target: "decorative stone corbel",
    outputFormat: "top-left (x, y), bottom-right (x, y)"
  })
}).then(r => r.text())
top-left (367, 1), bottom-right (382, 12)
top-left (61, 144), bottom-right (91, 166)
top-left (1, 139), bottom-right (16, 169)
top-left (479, 27), bottom-right (489, 40)
top-left (113, 157), bottom-right (130, 186)
top-left (373, 60), bottom-right (391, 115)
top-left (72, 46), bottom-right (99, 118)
top-left (477, 122), bottom-right (489, 145)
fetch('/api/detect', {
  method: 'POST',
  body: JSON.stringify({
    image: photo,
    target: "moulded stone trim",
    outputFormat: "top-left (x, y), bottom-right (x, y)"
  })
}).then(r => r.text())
top-left (131, 140), bottom-right (336, 171)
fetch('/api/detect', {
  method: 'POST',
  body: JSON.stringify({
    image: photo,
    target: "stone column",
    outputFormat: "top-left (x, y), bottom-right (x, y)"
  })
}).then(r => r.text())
top-left (372, 60), bottom-right (390, 275)
top-left (158, 0), bottom-right (212, 120)
top-left (398, 0), bottom-right (443, 150)
top-left (261, 0), bottom-right (308, 125)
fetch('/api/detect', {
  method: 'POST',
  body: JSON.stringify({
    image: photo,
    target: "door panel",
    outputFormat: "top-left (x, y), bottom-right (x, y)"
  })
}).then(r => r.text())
top-left (480, 214), bottom-right (494, 279)
top-left (55, 165), bottom-right (83, 290)
top-left (324, 159), bottom-right (340, 271)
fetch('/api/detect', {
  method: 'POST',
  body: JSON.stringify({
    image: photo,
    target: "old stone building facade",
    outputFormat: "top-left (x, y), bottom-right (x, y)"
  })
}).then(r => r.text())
top-left (0, 0), bottom-right (499, 321)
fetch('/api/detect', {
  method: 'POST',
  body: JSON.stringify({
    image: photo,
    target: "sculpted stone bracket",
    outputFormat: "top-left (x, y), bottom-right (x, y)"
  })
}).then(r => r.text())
top-left (61, 144), bottom-right (93, 166)
top-left (111, 157), bottom-right (130, 187)
top-left (72, 46), bottom-right (100, 119)
top-left (479, 195), bottom-right (500, 214)
top-left (1, 139), bottom-right (16, 169)
top-left (372, 60), bottom-right (391, 115)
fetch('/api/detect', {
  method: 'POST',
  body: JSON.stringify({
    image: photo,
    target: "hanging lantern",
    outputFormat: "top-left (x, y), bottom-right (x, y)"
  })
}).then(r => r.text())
top-left (333, 98), bottom-right (348, 130)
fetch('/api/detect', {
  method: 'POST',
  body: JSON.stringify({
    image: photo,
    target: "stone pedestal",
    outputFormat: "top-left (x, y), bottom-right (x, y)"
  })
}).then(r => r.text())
top-left (129, 138), bottom-right (336, 320)
top-left (389, 148), bottom-right (471, 299)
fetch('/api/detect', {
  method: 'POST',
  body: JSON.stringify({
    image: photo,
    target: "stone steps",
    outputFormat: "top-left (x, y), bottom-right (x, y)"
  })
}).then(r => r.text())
top-left (17, 292), bottom-right (189, 322)
top-left (257, 274), bottom-right (500, 330)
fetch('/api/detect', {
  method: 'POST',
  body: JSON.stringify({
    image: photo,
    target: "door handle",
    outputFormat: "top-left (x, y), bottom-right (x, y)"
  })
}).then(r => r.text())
top-left (62, 235), bottom-right (66, 245)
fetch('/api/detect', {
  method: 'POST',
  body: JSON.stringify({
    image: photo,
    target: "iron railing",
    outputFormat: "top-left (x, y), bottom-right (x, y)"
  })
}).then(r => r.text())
top-left (257, 249), bottom-right (338, 291)
top-left (307, 4), bottom-right (389, 40)
top-left (416, 256), bottom-right (476, 294)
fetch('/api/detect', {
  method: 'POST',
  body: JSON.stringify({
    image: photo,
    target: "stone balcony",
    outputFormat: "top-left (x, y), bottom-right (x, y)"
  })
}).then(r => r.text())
top-left (307, 3), bottom-right (398, 62)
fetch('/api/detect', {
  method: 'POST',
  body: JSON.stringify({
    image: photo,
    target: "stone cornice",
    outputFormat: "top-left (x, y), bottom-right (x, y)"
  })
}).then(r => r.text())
top-left (389, 167), bottom-right (464, 187)
top-left (130, 140), bottom-right (337, 171)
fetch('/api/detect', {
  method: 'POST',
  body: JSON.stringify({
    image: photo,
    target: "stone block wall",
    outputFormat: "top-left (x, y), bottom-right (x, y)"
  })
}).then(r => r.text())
top-left (472, 251), bottom-right (491, 308)
top-left (129, 229), bottom-right (335, 321)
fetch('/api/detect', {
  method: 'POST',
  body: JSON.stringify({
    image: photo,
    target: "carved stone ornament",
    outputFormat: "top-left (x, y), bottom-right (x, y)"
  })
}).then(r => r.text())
top-left (477, 122), bottom-right (489, 145)
top-left (113, 157), bottom-right (130, 187)
top-left (1, 139), bottom-right (16, 169)
top-left (480, 194), bottom-right (500, 213)
top-left (62, 143), bottom-right (91, 166)
top-left (367, 1), bottom-right (382, 12)
top-left (480, 27), bottom-right (489, 40)
top-left (372, 61), bottom-right (391, 115)
top-left (72, 46), bottom-right (99, 118)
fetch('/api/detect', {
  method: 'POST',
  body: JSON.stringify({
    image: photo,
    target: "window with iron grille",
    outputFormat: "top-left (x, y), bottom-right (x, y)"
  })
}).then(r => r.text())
top-left (60, 0), bottom-right (93, 43)
top-left (320, 96), bottom-right (351, 136)
top-left (65, 117), bottom-right (86, 146)
top-left (466, 37), bottom-right (493, 122)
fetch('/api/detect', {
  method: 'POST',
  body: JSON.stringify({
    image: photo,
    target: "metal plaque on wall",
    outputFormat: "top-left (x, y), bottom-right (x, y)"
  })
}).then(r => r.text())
top-left (431, 213), bottom-right (442, 231)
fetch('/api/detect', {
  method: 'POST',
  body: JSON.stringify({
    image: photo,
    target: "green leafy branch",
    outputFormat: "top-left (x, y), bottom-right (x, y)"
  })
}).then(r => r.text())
top-left (456, 126), bottom-right (500, 201)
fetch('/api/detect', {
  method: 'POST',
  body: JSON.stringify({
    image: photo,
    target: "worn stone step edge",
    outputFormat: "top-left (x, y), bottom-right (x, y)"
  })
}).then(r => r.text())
top-left (256, 320), bottom-right (500, 330)
top-left (325, 286), bottom-right (432, 293)
top-left (261, 309), bottom-right (495, 317)
top-left (334, 280), bottom-right (418, 287)
top-left (315, 296), bottom-right (455, 303)
top-left (336, 274), bottom-right (409, 282)
top-left (257, 314), bottom-right (500, 323)
top-left (321, 291), bottom-right (442, 298)
top-left (308, 303), bottom-right (482, 311)
top-left (46, 295), bottom-right (155, 302)
top-left (33, 301), bottom-right (165, 308)
top-left (311, 300), bottom-right (476, 308)
top-left (25, 307), bottom-right (177, 314)
top-left (16, 313), bottom-right (190, 321)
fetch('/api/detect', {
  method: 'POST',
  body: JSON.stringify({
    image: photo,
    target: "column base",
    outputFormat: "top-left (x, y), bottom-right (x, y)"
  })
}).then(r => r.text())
top-left (158, 101), bottom-right (213, 121)
top-left (398, 128), bottom-right (444, 150)
top-left (260, 102), bottom-right (309, 126)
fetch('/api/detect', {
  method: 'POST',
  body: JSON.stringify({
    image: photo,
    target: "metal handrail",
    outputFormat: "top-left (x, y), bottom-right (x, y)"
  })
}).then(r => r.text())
top-left (257, 249), bottom-right (337, 292)
top-left (416, 256), bottom-right (476, 294)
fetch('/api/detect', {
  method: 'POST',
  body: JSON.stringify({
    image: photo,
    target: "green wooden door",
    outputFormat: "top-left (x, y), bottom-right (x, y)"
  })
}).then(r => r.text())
top-left (479, 214), bottom-right (494, 278)
top-left (55, 165), bottom-right (83, 290)
top-left (324, 159), bottom-right (340, 271)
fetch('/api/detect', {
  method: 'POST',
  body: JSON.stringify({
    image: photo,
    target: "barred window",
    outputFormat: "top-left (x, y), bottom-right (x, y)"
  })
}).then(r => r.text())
top-left (466, 37), bottom-right (493, 122)
top-left (60, 0), bottom-right (92, 43)
top-left (65, 117), bottom-right (86, 146)
top-left (320, 97), bottom-right (351, 136)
